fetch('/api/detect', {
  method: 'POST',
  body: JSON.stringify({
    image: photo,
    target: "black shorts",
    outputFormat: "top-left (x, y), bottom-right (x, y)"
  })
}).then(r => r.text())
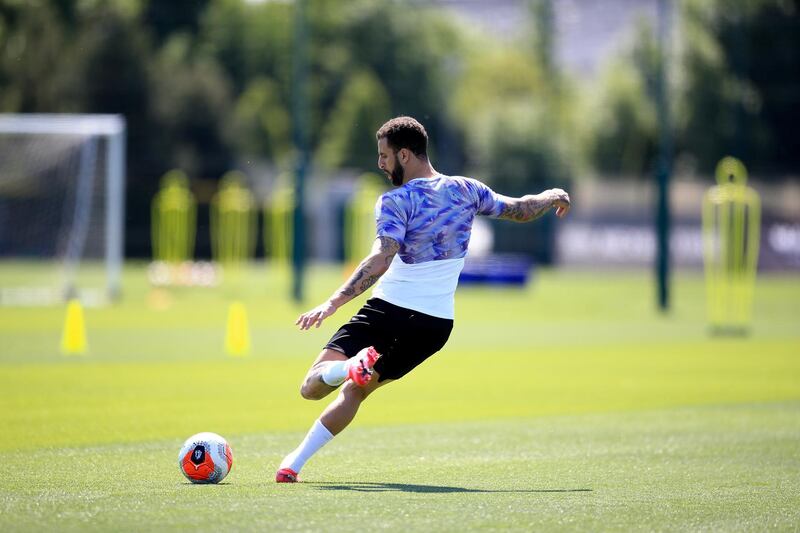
top-left (325, 298), bottom-right (454, 382)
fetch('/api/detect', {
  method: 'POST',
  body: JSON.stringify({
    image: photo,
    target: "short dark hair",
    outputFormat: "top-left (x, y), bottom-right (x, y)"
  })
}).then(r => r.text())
top-left (376, 116), bottom-right (428, 158)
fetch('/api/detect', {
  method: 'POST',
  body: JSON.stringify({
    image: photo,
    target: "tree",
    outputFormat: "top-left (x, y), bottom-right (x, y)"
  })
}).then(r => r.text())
top-left (143, 0), bottom-right (211, 44)
top-left (0, 1), bottom-right (70, 112)
top-left (150, 33), bottom-right (234, 180)
top-left (678, 0), bottom-right (800, 176)
top-left (586, 21), bottom-right (660, 177)
top-left (200, 0), bottom-right (465, 176)
top-left (232, 76), bottom-right (292, 164)
top-left (314, 69), bottom-right (390, 171)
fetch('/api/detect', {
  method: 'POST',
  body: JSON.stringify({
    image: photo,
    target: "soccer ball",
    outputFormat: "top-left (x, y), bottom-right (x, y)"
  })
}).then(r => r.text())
top-left (178, 432), bottom-right (233, 484)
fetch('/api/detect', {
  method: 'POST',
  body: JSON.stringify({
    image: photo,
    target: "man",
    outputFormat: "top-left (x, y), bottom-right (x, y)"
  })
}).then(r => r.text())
top-left (276, 116), bottom-right (570, 482)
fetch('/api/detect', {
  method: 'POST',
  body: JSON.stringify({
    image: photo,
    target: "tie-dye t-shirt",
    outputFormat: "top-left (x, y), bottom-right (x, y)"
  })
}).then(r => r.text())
top-left (374, 175), bottom-right (507, 264)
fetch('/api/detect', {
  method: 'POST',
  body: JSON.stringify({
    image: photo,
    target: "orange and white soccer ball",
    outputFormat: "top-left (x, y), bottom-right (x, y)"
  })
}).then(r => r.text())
top-left (178, 432), bottom-right (233, 484)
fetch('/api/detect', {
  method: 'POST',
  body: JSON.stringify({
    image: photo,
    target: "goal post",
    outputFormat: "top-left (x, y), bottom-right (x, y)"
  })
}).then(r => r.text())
top-left (0, 114), bottom-right (126, 305)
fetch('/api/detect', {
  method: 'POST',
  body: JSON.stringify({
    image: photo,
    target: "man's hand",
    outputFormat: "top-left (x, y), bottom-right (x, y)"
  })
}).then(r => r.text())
top-left (499, 188), bottom-right (572, 222)
top-left (549, 188), bottom-right (571, 218)
top-left (294, 237), bottom-right (398, 331)
top-left (295, 300), bottom-right (338, 330)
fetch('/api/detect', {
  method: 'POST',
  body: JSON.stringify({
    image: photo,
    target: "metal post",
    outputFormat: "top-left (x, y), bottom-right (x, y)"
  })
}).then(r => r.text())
top-left (291, 0), bottom-right (309, 303)
top-left (106, 120), bottom-right (126, 301)
top-left (655, 0), bottom-right (673, 311)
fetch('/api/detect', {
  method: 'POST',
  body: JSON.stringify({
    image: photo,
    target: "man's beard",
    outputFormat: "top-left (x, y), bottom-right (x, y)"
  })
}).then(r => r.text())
top-left (389, 163), bottom-right (404, 186)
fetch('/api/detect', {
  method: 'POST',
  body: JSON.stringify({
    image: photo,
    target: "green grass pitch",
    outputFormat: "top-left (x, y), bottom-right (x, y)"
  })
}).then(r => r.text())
top-left (1, 263), bottom-right (799, 531)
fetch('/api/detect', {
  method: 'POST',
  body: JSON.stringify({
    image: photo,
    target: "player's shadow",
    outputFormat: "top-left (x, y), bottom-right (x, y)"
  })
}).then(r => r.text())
top-left (308, 482), bottom-right (592, 494)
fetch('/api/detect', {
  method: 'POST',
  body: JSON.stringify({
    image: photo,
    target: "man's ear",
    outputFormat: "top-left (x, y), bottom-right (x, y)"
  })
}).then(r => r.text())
top-left (398, 148), bottom-right (409, 164)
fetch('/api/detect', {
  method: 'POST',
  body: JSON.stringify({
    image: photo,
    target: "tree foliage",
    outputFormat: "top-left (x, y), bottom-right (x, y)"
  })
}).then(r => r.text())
top-left (0, 0), bottom-right (796, 256)
top-left (587, 21), bottom-right (659, 177)
top-left (678, 0), bottom-right (800, 174)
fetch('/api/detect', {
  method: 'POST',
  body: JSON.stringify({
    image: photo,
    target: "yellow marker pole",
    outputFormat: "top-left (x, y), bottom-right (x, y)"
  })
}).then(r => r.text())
top-left (265, 185), bottom-right (294, 269)
top-left (211, 172), bottom-right (256, 284)
top-left (225, 301), bottom-right (250, 356)
top-left (702, 157), bottom-right (761, 334)
top-left (60, 299), bottom-right (87, 355)
top-left (151, 170), bottom-right (196, 264)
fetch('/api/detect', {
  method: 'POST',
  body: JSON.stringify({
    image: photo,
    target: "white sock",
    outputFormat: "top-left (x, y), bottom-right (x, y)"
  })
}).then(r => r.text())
top-left (279, 419), bottom-right (334, 473)
top-left (320, 360), bottom-right (349, 386)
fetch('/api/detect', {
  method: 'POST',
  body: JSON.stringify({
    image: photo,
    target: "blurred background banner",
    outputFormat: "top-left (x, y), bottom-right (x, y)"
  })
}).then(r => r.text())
top-left (0, 0), bottom-right (798, 294)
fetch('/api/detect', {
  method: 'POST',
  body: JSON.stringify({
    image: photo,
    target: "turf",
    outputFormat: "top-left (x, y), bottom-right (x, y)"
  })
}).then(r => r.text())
top-left (1, 263), bottom-right (799, 531)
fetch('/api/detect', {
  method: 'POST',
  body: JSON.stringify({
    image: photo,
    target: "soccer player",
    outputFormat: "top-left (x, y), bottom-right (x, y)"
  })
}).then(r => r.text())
top-left (276, 116), bottom-right (570, 482)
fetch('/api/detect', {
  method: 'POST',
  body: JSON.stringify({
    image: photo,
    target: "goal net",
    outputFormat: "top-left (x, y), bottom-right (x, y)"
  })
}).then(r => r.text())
top-left (0, 114), bottom-right (125, 306)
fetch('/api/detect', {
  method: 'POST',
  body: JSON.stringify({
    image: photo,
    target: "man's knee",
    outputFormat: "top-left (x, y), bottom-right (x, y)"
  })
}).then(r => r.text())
top-left (299, 376), bottom-right (330, 400)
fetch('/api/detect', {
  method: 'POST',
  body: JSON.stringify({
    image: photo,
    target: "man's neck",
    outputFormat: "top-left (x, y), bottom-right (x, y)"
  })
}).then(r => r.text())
top-left (402, 160), bottom-right (437, 184)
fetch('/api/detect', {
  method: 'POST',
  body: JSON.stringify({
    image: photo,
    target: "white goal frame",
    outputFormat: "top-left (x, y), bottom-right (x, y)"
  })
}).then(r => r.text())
top-left (0, 114), bottom-right (126, 302)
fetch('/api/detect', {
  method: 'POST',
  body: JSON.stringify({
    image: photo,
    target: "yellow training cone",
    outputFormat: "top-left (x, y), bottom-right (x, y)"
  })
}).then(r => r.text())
top-left (60, 299), bottom-right (87, 355)
top-left (225, 301), bottom-right (250, 356)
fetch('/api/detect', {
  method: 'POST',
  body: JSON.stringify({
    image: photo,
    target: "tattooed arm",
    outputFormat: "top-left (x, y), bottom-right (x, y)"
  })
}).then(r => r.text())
top-left (295, 236), bottom-right (400, 330)
top-left (498, 188), bottom-right (571, 222)
top-left (329, 236), bottom-right (399, 305)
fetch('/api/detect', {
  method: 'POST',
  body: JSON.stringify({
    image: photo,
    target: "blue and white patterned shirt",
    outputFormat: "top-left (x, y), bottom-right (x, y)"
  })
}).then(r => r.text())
top-left (371, 175), bottom-right (507, 319)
